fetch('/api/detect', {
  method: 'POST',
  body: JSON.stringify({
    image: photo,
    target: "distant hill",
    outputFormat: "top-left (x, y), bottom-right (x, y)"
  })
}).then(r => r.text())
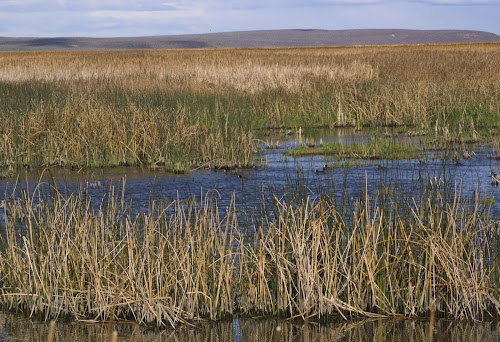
top-left (1, 29), bottom-right (500, 51)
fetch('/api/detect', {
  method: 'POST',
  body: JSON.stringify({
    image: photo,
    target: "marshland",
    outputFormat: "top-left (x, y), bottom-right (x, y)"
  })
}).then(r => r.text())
top-left (0, 43), bottom-right (500, 340)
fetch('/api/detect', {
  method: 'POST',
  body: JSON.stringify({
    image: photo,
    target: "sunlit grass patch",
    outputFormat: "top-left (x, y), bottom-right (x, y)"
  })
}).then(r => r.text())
top-left (286, 140), bottom-right (420, 159)
top-left (326, 160), bottom-right (362, 168)
top-left (480, 195), bottom-right (496, 206)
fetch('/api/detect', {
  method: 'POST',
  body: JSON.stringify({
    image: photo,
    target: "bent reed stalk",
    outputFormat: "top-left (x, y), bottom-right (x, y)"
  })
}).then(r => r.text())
top-left (0, 180), bottom-right (499, 327)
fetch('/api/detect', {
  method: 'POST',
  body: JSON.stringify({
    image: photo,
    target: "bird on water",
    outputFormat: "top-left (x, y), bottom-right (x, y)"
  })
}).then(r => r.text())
top-left (492, 171), bottom-right (499, 186)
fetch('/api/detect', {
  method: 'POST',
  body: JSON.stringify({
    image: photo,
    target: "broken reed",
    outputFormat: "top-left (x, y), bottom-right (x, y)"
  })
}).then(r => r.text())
top-left (1, 43), bottom-right (500, 169)
top-left (0, 180), bottom-right (499, 328)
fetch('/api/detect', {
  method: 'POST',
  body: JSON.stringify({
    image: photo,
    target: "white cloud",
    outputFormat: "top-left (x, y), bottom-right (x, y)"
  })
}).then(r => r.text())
top-left (1, 0), bottom-right (499, 13)
top-left (90, 8), bottom-right (203, 20)
top-left (420, 0), bottom-right (500, 3)
top-left (0, 0), bottom-right (499, 37)
top-left (0, 0), bottom-right (196, 12)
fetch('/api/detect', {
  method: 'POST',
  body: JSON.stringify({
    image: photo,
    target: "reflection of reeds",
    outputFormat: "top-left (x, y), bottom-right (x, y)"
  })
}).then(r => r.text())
top-left (4, 314), bottom-right (496, 342)
top-left (1, 310), bottom-right (496, 342)
top-left (47, 320), bottom-right (55, 342)
top-left (237, 319), bottom-right (500, 342)
top-left (0, 180), bottom-right (499, 327)
top-left (1, 44), bottom-right (499, 169)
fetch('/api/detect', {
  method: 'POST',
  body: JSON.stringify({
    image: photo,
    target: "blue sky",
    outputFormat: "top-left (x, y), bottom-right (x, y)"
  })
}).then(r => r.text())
top-left (0, 0), bottom-right (499, 37)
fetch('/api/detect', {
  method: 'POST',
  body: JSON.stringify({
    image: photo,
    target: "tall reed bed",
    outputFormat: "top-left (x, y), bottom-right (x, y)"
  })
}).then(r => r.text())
top-left (0, 183), bottom-right (238, 327)
top-left (239, 185), bottom-right (500, 320)
top-left (1, 179), bottom-right (499, 327)
top-left (0, 81), bottom-right (255, 171)
top-left (1, 43), bottom-right (499, 169)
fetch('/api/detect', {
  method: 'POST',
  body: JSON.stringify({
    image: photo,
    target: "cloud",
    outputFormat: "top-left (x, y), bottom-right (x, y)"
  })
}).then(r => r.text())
top-left (0, 0), bottom-right (199, 12)
top-left (0, 0), bottom-right (499, 37)
top-left (90, 9), bottom-right (203, 21)
top-left (419, 0), bottom-right (500, 3)
top-left (1, 0), bottom-right (499, 13)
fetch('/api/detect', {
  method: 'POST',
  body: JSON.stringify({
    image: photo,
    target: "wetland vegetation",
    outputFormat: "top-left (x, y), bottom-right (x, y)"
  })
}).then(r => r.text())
top-left (285, 140), bottom-right (419, 159)
top-left (0, 177), bottom-right (499, 328)
top-left (0, 43), bottom-right (499, 173)
top-left (0, 43), bottom-right (500, 336)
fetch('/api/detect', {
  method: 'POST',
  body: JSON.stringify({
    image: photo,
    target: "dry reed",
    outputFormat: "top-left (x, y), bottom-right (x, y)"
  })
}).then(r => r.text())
top-left (0, 43), bottom-right (499, 169)
top-left (0, 179), bottom-right (499, 327)
top-left (238, 186), bottom-right (499, 320)
top-left (0, 182), bottom-right (238, 328)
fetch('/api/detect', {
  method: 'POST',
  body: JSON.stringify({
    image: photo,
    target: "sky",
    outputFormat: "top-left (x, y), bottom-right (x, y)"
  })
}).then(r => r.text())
top-left (0, 0), bottom-right (499, 37)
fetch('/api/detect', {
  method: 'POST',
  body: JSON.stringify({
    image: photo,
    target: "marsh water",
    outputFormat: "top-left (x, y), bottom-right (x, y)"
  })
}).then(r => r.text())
top-left (1, 128), bottom-right (499, 215)
top-left (1, 128), bottom-right (499, 341)
top-left (1, 311), bottom-right (499, 342)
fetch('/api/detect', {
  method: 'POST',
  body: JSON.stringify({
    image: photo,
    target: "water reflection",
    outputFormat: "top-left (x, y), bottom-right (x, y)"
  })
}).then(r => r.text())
top-left (1, 312), bottom-right (498, 342)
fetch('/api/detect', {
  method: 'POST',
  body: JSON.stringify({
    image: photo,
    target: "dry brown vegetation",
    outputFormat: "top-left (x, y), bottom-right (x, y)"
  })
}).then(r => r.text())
top-left (0, 49), bottom-right (377, 92)
top-left (1, 44), bottom-right (499, 330)
top-left (0, 43), bottom-right (499, 170)
top-left (0, 181), bottom-right (498, 327)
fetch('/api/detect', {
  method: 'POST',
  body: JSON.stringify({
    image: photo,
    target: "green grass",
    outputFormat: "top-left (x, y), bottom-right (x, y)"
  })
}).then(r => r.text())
top-left (431, 103), bottom-right (500, 143)
top-left (480, 195), bottom-right (496, 206)
top-left (286, 140), bottom-right (420, 159)
top-left (326, 160), bottom-right (362, 168)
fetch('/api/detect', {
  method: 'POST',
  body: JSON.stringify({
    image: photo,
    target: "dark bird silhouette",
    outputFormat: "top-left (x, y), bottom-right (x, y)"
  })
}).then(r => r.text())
top-left (492, 171), bottom-right (499, 186)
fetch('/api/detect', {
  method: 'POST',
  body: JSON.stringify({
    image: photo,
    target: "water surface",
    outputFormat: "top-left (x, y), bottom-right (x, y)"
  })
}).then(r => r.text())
top-left (1, 128), bottom-right (498, 214)
top-left (1, 312), bottom-right (498, 342)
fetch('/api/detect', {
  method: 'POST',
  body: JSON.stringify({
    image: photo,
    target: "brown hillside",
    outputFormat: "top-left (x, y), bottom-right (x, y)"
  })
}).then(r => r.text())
top-left (1, 29), bottom-right (499, 51)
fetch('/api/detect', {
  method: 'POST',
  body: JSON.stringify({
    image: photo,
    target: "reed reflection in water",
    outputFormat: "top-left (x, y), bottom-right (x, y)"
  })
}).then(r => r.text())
top-left (1, 313), bottom-right (498, 342)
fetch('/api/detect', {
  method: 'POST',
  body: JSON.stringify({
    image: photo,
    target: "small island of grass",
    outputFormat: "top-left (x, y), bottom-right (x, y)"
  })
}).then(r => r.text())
top-left (285, 140), bottom-right (420, 159)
